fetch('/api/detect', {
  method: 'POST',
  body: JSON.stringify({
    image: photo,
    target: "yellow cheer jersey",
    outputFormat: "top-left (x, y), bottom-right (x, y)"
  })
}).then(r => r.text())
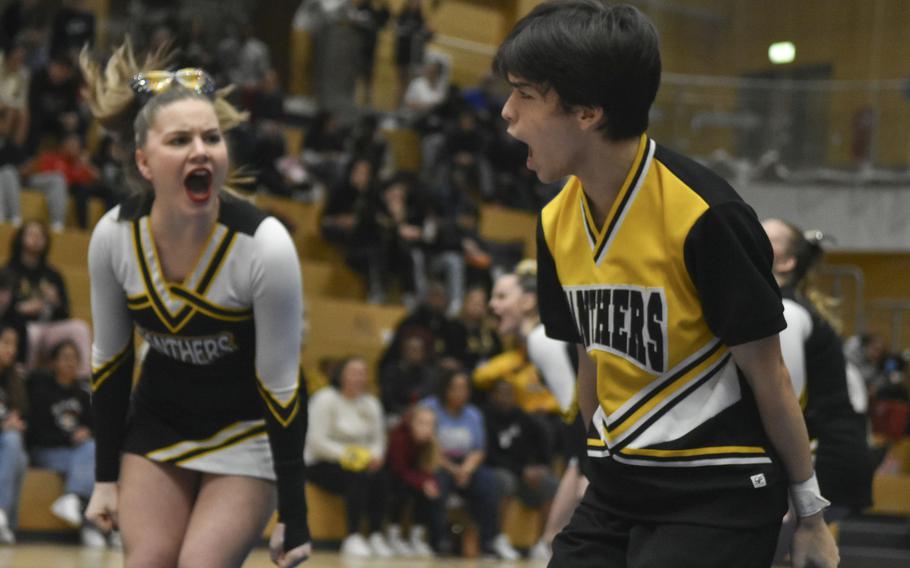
top-left (537, 134), bottom-right (788, 527)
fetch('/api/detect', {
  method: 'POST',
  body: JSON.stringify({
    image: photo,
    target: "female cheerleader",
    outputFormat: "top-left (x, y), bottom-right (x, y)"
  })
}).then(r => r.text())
top-left (80, 42), bottom-right (310, 567)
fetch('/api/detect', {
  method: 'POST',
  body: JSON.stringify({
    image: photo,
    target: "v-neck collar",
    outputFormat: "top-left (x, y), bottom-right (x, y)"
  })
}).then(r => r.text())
top-left (578, 134), bottom-right (655, 266)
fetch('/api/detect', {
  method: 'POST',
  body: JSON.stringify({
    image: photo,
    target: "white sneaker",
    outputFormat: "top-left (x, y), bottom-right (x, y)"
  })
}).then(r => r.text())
top-left (50, 493), bottom-right (82, 527)
top-left (340, 533), bottom-right (371, 557)
top-left (408, 525), bottom-right (434, 558)
top-left (368, 531), bottom-right (393, 557)
top-left (490, 533), bottom-right (520, 561)
top-left (0, 509), bottom-right (15, 544)
top-left (80, 525), bottom-right (107, 549)
top-left (529, 537), bottom-right (551, 560)
top-left (386, 524), bottom-right (415, 557)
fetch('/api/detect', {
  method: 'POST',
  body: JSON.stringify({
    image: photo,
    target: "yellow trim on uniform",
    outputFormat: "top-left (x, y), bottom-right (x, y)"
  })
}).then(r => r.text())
top-left (91, 343), bottom-right (133, 392)
top-left (174, 427), bottom-right (268, 465)
top-left (147, 217), bottom-right (220, 290)
top-left (619, 445), bottom-right (766, 458)
top-left (604, 347), bottom-right (729, 441)
top-left (146, 420), bottom-right (263, 461)
top-left (198, 232), bottom-right (237, 295)
top-left (132, 224), bottom-right (189, 334)
top-left (168, 285), bottom-right (253, 319)
top-left (579, 134), bottom-right (649, 254)
top-left (587, 438), bottom-right (606, 447)
top-left (256, 375), bottom-right (301, 428)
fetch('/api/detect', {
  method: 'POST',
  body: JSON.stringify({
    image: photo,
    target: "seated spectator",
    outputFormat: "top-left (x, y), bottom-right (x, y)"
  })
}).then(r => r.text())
top-left (436, 108), bottom-right (495, 205)
top-left (0, 323), bottom-right (26, 544)
top-left (22, 133), bottom-right (114, 229)
top-left (386, 404), bottom-right (443, 557)
top-left (484, 380), bottom-right (557, 534)
top-left (381, 281), bottom-right (468, 369)
top-left (320, 158), bottom-right (381, 293)
top-left (26, 52), bottom-right (83, 155)
top-left (844, 332), bottom-right (889, 397)
top-left (379, 328), bottom-right (435, 420)
top-left (0, 42), bottom-right (29, 226)
top-left (305, 357), bottom-right (392, 558)
top-left (403, 60), bottom-right (448, 120)
top-left (302, 110), bottom-right (348, 186)
top-left (458, 285), bottom-right (501, 372)
top-left (26, 340), bottom-right (105, 547)
top-left (6, 220), bottom-right (92, 375)
top-left (421, 368), bottom-right (518, 559)
top-left (49, 0), bottom-right (95, 60)
top-left (416, 203), bottom-right (474, 318)
top-left (369, 174), bottom-right (426, 305)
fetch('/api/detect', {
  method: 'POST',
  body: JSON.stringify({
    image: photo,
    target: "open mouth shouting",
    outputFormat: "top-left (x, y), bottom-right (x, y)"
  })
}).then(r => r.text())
top-left (184, 168), bottom-right (214, 203)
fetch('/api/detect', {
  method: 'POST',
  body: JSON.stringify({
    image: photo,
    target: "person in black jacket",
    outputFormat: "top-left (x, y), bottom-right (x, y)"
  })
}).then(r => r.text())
top-left (484, 380), bottom-right (557, 518)
top-left (26, 340), bottom-right (100, 542)
top-left (6, 220), bottom-right (91, 375)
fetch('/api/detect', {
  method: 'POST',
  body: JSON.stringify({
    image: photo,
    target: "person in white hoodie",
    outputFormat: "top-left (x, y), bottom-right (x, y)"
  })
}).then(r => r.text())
top-left (305, 357), bottom-right (391, 557)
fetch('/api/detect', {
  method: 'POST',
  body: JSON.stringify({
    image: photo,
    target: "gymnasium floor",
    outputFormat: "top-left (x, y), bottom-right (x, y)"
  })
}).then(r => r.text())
top-left (0, 546), bottom-right (550, 567)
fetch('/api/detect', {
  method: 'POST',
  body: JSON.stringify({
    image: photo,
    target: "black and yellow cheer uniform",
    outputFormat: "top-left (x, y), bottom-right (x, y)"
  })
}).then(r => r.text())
top-left (779, 287), bottom-right (872, 514)
top-left (540, 135), bottom-right (789, 566)
top-left (88, 193), bottom-right (309, 546)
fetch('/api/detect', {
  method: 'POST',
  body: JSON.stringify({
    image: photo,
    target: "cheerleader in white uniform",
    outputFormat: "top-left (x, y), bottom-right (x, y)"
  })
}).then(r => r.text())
top-left (80, 42), bottom-right (310, 567)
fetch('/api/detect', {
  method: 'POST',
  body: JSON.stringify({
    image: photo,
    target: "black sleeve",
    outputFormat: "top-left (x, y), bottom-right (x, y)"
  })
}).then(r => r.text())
top-left (90, 344), bottom-right (135, 481)
top-left (536, 218), bottom-right (581, 343)
top-left (258, 375), bottom-right (310, 550)
top-left (683, 201), bottom-right (786, 346)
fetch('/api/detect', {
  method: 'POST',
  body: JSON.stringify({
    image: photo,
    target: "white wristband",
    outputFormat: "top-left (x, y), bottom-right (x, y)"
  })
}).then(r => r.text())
top-left (789, 472), bottom-right (831, 518)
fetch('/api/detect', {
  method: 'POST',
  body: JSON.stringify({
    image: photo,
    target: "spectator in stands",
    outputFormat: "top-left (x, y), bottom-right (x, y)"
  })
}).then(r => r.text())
top-left (0, 0), bottom-right (48, 55)
top-left (306, 357), bottom-right (392, 558)
top-left (436, 107), bottom-right (495, 204)
top-left (23, 132), bottom-right (114, 229)
top-left (0, 269), bottom-right (27, 365)
top-left (49, 0), bottom-right (95, 60)
top-left (484, 380), bottom-right (558, 535)
top-left (350, 0), bottom-right (390, 107)
top-left (394, 0), bottom-right (431, 105)
top-left (403, 60), bottom-right (447, 120)
top-left (379, 327), bottom-right (435, 420)
top-left (6, 220), bottom-right (92, 375)
top-left (415, 202), bottom-right (473, 318)
top-left (368, 173), bottom-right (426, 305)
top-left (0, 41), bottom-right (30, 226)
top-left (844, 332), bottom-right (890, 396)
top-left (381, 280), bottom-right (468, 369)
top-left (320, 157), bottom-right (384, 296)
top-left (421, 368), bottom-right (519, 559)
top-left (0, 322), bottom-right (26, 544)
top-left (26, 51), bottom-right (83, 155)
top-left (385, 404), bottom-right (443, 557)
top-left (302, 110), bottom-right (348, 186)
top-left (175, 14), bottom-right (217, 73)
top-left (26, 339), bottom-right (106, 547)
top-left (457, 285), bottom-right (501, 372)
top-left (348, 113), bottom-right (391, 179)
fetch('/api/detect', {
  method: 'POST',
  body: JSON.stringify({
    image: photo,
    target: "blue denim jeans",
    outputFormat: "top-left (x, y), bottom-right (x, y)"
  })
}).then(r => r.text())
top-left (0, 430), bottom-right (28, 528)
top-left (31, 439), bottom-right (96, 499)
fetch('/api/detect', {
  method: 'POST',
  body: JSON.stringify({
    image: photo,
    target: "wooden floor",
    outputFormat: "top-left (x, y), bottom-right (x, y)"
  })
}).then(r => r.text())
top-left (0, 545), bottom-right (549, 567)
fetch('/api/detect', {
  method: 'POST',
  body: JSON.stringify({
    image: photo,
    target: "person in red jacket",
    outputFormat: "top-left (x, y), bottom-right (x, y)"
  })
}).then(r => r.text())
top-left (386, 405), bottom-right (444, 557)
top-left (24, 133), bottom-right (114, 228)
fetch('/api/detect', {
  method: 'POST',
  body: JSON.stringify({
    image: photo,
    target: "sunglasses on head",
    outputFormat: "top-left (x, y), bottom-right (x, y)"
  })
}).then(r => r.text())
top-left (130, 68), bottom-right (216, 102)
